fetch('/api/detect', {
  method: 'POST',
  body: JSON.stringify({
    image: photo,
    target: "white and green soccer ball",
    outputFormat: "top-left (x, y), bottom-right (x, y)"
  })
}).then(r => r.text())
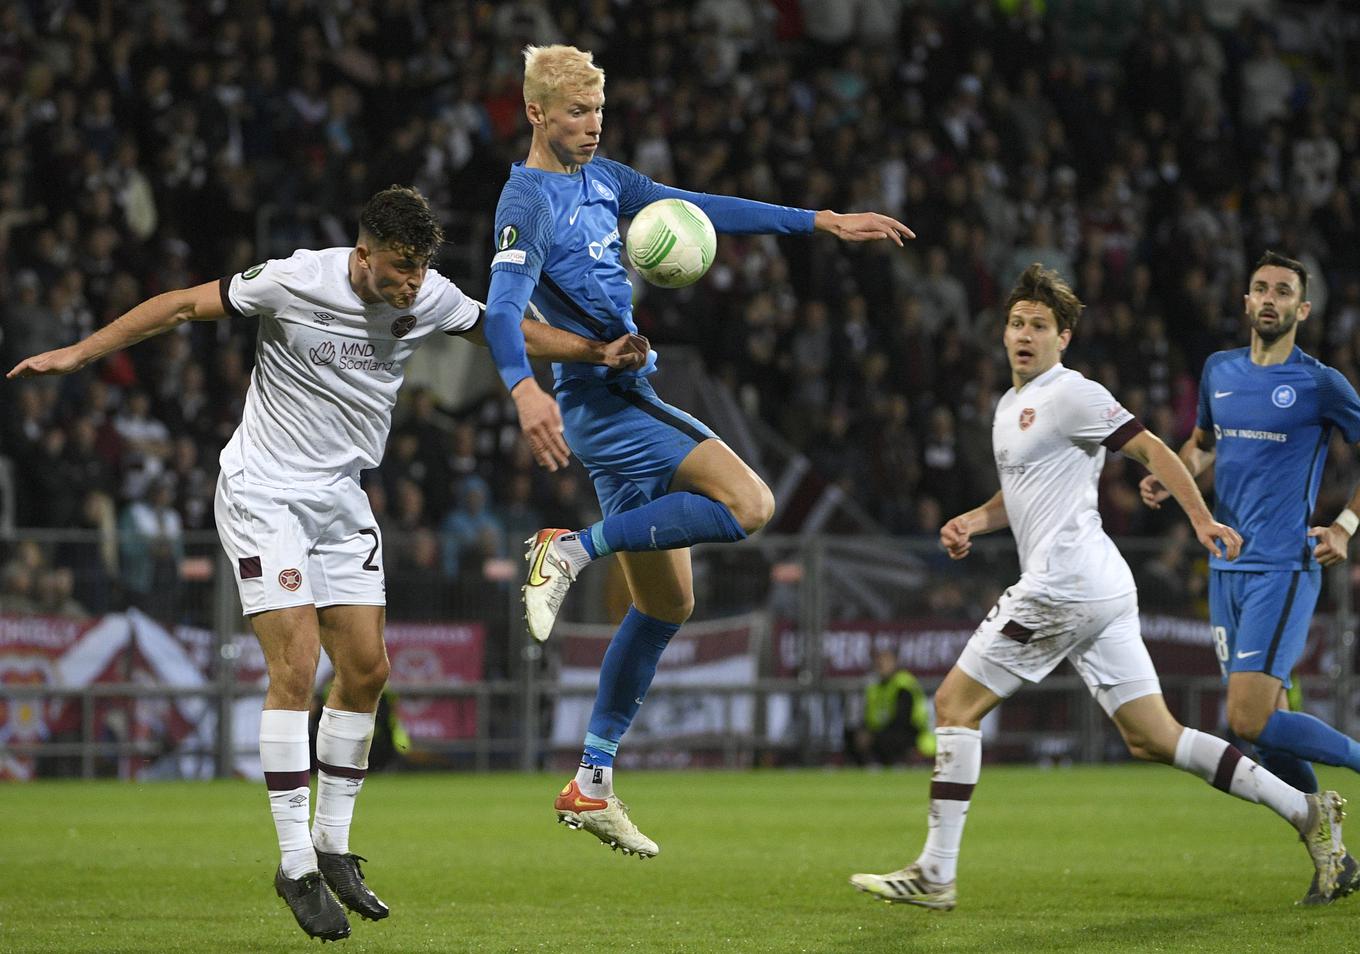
top-left (625, 198), bottom-right (717, 289)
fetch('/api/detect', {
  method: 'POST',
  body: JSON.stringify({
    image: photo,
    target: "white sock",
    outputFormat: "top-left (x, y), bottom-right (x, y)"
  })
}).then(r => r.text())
top-left (312, 707), bottom-right (376, 855)
top-left (1173, 727), bottom-right (1310, 830)
top-left (555, 531), bottom-right (594, 573)
top-left (576, 760), bottom-right (613, 799)
top-left (916, 726), bottom-right (982, 884)
top-left (260, 709), bottom-right (316, 878)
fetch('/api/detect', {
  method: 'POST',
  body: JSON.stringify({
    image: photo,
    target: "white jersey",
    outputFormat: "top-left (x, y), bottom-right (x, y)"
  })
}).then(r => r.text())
top-left (218, 247), bottom-right (480, 485)
top-left (992, 363), bottom-right (1145, 602)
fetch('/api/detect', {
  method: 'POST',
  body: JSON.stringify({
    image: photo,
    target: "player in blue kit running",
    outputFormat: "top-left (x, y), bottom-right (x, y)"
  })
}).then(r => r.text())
top-left (481, 44), bottom-right (913, 856)
top-left (1142, 251), bottom-right (1360, 819)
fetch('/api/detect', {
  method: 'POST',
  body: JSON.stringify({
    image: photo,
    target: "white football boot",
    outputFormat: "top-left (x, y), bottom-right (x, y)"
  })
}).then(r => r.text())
top-left (850, 863), bottom-right (956, 910)
top-left (554, 780), bottom-right (659, 858)
top-left (523, 529), bottom-right (578, 643)
top-left (1298, 790), bottom-right (1347, 905)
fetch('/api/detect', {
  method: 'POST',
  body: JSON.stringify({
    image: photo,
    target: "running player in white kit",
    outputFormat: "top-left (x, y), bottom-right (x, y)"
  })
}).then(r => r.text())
top-left (7, 186), bottom-right (648, 941)
top-left (849, 263), bottom-right (1353, 910)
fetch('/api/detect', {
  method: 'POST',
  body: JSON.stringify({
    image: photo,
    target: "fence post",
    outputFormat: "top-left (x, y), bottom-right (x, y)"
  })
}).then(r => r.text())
top-left (213, 549), bottom-right (240, 779)
top-left (521, 642), bottom-right (541, 772)
top-left (1333, 563), bottom-right (1356, 738)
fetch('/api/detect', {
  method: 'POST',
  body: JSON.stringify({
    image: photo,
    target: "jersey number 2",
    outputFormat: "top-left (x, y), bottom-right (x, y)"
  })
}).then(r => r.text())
top-left (359, 528), bottom-right (380, 571)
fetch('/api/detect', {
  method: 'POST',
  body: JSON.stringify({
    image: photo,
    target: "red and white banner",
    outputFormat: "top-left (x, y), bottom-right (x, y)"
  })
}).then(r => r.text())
top-left (0, 611), bottom-right (214, 781)
top-left (551, 613), bottom-right (764, 764)
top-left (2, 614), bottom-right (485, 781)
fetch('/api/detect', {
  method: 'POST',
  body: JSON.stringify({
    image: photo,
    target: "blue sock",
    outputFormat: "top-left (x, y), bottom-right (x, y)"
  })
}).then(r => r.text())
top-left (581, 607), bottom-right (681, 767)
top-left (579, 492), bottom-right (746, 559)
top-left (1255, 745), bottom-right (1319, 794)
top-left (1257, 710), bottom-right (1360, 772)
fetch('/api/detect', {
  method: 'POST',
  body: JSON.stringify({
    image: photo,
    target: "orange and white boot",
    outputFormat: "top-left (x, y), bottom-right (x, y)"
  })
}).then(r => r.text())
top-left (553, 780), bottom-right (659, 858)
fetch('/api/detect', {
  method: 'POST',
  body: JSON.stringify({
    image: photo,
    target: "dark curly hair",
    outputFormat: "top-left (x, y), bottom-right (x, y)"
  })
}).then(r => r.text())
top-left (358, 186), bottom-right (444, 263)
top-left (1252, 250), bottom-right (1309, 301)
top-left (1004, 262), bottom-right (1085, 335)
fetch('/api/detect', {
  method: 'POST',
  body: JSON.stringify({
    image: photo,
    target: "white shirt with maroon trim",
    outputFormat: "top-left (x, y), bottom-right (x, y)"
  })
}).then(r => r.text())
top-left (218, 247), bottom-right (480, 485)
top-left (992, 363), bottom-right (1145, 602)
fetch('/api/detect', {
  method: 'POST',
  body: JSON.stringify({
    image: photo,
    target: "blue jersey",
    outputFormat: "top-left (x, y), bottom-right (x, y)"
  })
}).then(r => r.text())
top-left (1197, 346), bottom-right (1360, 571)
top-left (488, 156), bottom-right (813, 389)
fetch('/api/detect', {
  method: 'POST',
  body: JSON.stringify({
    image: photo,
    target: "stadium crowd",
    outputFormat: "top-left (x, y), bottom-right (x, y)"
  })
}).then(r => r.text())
top-left (2, 0), bottom-right (1359, 627)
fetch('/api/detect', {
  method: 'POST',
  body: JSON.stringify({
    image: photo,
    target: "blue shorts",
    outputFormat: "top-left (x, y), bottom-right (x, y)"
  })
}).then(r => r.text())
top-left (558, 377), bottom-right (717, 517)
top-left (1209, 567), bottom-right (1321, 685)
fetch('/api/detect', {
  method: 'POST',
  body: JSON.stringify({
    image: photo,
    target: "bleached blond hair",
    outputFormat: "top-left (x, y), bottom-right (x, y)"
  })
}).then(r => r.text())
top-left (522, 44), bottom-right (605, 107)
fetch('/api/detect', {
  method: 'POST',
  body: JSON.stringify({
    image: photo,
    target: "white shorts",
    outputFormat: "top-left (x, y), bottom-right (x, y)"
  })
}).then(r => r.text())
top-left (957, 586), bottom-right (1160, 717)
top-left (214, 471), bottom-right (385, 615)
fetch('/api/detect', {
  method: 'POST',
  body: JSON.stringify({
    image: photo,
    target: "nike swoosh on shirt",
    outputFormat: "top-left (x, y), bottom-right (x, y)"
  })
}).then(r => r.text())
top-left (1236, 649), bottom-right (1263, 659)
top-left (1214, 390), bottom-right (1233, 398)
top-left (568, 206), bottom-right (581, 225)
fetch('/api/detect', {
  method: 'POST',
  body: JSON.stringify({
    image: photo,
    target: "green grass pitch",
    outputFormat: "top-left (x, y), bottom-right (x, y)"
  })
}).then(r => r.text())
top-left (2, 765), bottom-right (1356, 953)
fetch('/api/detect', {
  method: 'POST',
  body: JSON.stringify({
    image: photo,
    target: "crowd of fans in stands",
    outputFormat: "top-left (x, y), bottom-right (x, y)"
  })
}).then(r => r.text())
top-left (2, 0), bottom-right (1359, 627)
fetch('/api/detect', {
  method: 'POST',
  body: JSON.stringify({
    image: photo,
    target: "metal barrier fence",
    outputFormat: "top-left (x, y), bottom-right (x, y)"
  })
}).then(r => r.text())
top-left (1, 529), bottom-right (1356, 779)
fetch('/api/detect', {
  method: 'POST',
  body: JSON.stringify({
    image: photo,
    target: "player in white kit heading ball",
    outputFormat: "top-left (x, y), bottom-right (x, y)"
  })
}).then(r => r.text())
top-left (849, 263), bottom-right (1353, 910)
top-left (7, 186), bottom-right (648, 941)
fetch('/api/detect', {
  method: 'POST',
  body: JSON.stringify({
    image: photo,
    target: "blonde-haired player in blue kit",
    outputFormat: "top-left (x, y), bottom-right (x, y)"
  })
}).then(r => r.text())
top-left (480, 44), bottom-right (913, 857)
top-left (1142, 251), bottom-right (1360, 855)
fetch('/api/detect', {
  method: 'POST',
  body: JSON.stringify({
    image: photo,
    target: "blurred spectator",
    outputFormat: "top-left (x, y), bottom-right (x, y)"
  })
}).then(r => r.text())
top-left (31, 567), bottom-right (88, 619)
top-left (118, 477), bottom-right (183, 623)
top-left (0, 559), bottom-right (36, 614)
top-left (439, 475), bottom-right (505, 578)
top-left (844, 648), bottom-right (936, 767)
top-left (0, 0), bottom-right (1352, 576)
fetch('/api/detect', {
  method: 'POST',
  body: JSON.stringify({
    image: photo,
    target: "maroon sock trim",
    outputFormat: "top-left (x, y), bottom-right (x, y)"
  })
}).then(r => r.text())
top-left (1212, 746), bottom-right (1244, 793)
top-left (264, 769), bottom-right (311, 791)
top-left (317, 761), bottom-right (367, 780)
top-left (930, 781), bottom-right (976, 801)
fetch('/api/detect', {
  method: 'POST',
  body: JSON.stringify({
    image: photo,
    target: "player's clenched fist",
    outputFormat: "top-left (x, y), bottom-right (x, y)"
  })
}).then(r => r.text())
top-left (1138, 474), bottom-right (1170, 509)
top-left (939, 516), bottom-right (973, 560)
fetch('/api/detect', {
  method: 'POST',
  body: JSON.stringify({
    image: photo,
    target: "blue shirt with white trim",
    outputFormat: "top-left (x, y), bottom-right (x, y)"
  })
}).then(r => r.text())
top-left (486, 156), bottom-right (814, 390)
top-left (1197, 346), bottom-right (1360, 570)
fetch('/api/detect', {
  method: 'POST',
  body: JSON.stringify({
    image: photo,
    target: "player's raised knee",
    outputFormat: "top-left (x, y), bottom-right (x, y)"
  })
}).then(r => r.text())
top-left (728, 480), bottom-right (775, 534)
top-left (1227, 705), bottom-right (1269, 743)
top-left (635, 593), bottom-right (694, 625)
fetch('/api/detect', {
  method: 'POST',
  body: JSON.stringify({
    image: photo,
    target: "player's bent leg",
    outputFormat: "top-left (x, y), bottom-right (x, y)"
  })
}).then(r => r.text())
top-left (670, 439), bottom-right (775, 534)
top-left (555, 550), bottom-right (689, 857)
top-left (312, 604), bottom-right (390, 920)
top-left (1231, 672), bottom-right (1360, 775)
top-left (1225, 672), bottom-right (1287, 744)
top-left (1108, 692), bottom-right (1185, 764)
top-left (1114, 693), bottom-right (1349, 905)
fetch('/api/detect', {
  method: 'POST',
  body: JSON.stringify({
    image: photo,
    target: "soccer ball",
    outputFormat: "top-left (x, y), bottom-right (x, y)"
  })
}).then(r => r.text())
top-left (625, 198), bottom-right (717, 289)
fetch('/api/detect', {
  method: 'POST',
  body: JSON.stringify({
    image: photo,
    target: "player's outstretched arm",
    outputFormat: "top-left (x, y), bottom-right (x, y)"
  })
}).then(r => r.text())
top-left (813, 210), bottom-right (915, 245)
top-left (939, 492), bottom-right (1008, 560)
top-left (1139, 426), bottom-right (1215, 510)
top-left (7, 280), bottom-right (227, 379)
top-left (1124, 430), bottom-right (1240, 559)
top-left (1309, 482), bottom-right (1360, 566)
